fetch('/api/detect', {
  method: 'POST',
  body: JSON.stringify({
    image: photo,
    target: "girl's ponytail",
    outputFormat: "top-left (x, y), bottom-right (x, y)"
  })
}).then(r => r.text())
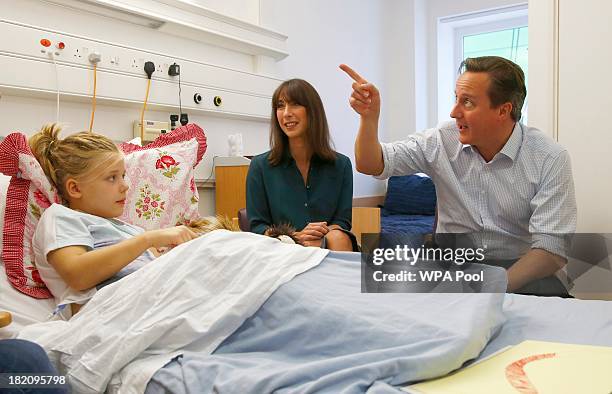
top-left (29, 123), bottom-right (62, 190)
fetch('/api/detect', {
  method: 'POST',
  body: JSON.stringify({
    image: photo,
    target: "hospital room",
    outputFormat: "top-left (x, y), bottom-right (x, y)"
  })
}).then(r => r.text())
top-left (0, 0), bottom-right (611, 392)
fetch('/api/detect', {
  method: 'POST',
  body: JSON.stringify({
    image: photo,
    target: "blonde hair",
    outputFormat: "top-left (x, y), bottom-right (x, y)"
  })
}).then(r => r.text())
top-left (29, 123), bottom-right (121, 201)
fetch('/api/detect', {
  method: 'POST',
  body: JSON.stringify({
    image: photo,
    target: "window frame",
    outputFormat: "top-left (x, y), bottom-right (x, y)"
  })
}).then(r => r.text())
top-left (454, 16), bottom-right (528, 77)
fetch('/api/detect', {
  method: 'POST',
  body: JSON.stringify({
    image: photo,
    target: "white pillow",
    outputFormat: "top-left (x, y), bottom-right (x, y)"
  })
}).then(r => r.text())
top-left (0, 173), bottom-right (10, 251)
top-left (0, 265), bottom-right (55, 339)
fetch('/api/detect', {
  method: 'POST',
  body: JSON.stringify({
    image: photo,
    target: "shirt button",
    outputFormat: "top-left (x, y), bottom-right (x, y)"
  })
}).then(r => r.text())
top-left (304, 203), bottom-right (308, 207)
top-left (307, 185), bottom-right (310, 189)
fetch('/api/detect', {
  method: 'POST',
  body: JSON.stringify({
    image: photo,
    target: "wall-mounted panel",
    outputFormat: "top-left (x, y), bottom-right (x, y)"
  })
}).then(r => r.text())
top-left (0, 19), bottom-right (282, 121)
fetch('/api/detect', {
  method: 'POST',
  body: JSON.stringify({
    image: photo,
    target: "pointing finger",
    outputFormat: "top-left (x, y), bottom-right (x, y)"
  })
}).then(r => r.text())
top-left (339, 64), bottom-right (367, 84)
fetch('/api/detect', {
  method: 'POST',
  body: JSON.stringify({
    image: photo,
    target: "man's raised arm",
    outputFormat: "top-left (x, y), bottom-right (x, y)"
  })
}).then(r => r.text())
top-left (340, 64), bottom-right (384, 176)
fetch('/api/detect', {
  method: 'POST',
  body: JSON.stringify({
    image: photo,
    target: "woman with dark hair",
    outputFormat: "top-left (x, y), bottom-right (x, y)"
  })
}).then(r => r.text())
top-left (246, 79), bottom-right (357, 251)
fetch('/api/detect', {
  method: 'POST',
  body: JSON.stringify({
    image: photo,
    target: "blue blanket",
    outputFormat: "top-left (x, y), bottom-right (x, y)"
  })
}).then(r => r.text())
top-left (146, 252), bottom-right (506, 393)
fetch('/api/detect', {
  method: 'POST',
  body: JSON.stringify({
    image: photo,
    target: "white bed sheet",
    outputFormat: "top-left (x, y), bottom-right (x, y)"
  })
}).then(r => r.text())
top-left (3, 262), bottom-right (612, 349)
top-left (3, 248), bottom-right (612, 391)
top-left (0, 259), bottom-right (55, 339)
top-left (17, 230), bottom-right (329, 394)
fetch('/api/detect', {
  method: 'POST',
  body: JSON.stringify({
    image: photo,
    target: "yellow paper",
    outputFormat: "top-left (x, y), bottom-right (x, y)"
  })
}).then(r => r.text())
top-left (404, 340), bottom-right (612, 394)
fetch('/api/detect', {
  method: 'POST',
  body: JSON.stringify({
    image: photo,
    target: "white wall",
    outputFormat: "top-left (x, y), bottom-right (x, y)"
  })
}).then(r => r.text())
top-left (381, 0), bottom-right (419, 143)
top-left (414, 0), bottom-right (429, 132)
top-left (526, 0), bottom-right (555, 138)
top-left (529, 0), bottom-right (612, 233)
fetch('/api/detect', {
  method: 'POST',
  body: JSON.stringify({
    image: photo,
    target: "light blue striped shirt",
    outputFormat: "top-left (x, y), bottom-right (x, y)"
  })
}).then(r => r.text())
top-left (377, 121), bottom-right (577, 260)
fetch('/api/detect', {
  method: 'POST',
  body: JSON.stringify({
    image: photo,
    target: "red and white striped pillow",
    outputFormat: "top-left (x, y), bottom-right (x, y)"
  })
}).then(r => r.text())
top-left (0, 133), bottom-right (61, 298)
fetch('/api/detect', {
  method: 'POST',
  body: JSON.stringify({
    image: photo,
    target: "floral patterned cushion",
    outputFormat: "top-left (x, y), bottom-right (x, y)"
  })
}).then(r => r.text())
top-left (0, 133), bottom-right (61, 298)
top-left (118, 124), bottom-right (207, 230)
top-left (0, 124), bottom-right (207, 299)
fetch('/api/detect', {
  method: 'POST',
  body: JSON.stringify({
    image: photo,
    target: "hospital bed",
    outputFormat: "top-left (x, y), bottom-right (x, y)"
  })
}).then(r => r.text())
top-left (1, 134), bottom-right (610, 393)
top-left (2, 239), bottom-right (612, 393)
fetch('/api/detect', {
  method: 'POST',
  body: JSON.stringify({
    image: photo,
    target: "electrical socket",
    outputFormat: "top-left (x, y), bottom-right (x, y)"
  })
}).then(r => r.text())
top-left (168, 63), bottom-right (180, 76)
top-left (88, 51), bottom-right (101, 63)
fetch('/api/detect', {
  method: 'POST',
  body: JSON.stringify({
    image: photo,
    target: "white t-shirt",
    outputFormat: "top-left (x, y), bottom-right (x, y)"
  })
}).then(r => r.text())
top-left (33, 203), bottom-right (155, 319)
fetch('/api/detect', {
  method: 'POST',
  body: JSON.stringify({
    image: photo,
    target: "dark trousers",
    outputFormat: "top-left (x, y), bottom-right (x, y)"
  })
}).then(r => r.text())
top-left (0, 339), bottom-right (69, 393)
top-left (425, 235), bottom-right (572, 298)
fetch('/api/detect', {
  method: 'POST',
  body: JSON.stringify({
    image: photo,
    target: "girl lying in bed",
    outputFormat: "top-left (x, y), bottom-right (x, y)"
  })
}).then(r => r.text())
top-left (29, 124), bottom-right (204, 319)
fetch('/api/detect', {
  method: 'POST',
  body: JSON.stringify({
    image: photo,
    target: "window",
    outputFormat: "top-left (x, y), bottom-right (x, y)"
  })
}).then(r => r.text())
top-left (437, 4), bottom-right (528, 124)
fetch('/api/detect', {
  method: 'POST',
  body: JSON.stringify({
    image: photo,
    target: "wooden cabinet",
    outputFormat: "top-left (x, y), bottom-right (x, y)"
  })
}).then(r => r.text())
top-left (214, 157), bottom-right (251, 219)
top-left (351, 207), bottom-right (381, 245)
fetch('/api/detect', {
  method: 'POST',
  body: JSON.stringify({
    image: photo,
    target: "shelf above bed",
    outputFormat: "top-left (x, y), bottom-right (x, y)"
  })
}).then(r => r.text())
top-left (45, 0), bottom-right (289, 60)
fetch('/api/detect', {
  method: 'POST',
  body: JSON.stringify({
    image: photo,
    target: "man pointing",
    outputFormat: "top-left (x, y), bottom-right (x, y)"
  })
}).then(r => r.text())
top-left (341, 57), bottom-right (576, 295)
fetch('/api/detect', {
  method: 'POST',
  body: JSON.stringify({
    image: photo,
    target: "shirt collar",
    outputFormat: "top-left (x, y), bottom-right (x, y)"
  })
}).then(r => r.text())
top-left (497, 122), bottom-right (523, 162)
top-left (280, 148), bottom-right (324, 168)
top-left (280, 149), bottom-right (293, 168)
top-left (461, 122), bottom-right (523, 162)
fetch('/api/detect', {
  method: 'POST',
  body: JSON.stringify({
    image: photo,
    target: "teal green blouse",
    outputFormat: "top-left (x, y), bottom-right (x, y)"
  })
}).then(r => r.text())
top-left (246, 150), bottom-right (353, 234)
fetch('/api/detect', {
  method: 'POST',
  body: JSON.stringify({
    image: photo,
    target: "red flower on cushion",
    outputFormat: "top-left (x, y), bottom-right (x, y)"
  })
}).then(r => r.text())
top-left (143, 205), bottom-right (149, 212)
top-left (190, 177), bottom-right (196, 193)
top-left (160, 155), bottom-right (176, 168)
top-left (151, 201), bottom-right (158, 208)
top-left (33, 190), bottom-right (51, 209)
top-left (144, 196), bottom-right (151, 204)
top-left (155, 152), bottom-right (181, 179)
